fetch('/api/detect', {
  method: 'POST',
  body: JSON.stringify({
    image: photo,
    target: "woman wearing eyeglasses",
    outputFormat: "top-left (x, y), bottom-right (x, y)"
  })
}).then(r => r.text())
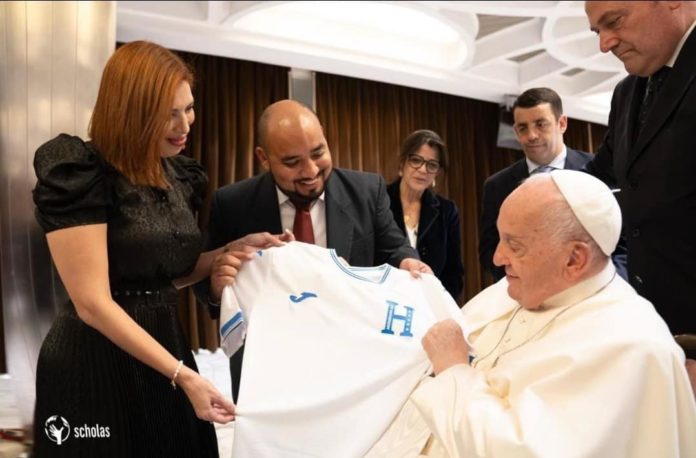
top-left (387, 129), bottom-right (465, 302)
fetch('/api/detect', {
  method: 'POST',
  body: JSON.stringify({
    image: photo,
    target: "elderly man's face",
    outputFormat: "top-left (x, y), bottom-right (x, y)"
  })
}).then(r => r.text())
top-left (493, 183), bottom-right (569, 309)
top-left (257, 112), bottom-right (333, 200)
top-left (585, 1), bottom-right (684, 77)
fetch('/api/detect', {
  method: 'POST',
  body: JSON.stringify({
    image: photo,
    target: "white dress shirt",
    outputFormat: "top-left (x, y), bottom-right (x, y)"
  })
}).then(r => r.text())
top-left (525, 145), bottom-right (567, 174)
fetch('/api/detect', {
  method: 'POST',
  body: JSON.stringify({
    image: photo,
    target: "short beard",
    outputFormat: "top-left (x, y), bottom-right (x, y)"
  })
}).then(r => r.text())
top-left (276, 172), bottom-right (330, 205)
top-left (282, 188), bottom-right (321, 206)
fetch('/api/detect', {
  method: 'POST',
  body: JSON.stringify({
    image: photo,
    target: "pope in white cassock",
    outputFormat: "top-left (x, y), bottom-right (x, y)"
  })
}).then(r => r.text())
top-left (397, 170), bottom-right (696, 457)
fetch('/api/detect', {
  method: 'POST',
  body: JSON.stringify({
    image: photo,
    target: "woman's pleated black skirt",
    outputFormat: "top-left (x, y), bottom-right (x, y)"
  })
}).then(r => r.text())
top-left (32, 288), bottom-right (219, 457)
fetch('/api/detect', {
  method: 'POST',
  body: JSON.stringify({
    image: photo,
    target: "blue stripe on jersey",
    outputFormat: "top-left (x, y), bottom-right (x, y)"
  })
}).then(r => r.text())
top-left (221, 311), bottom-right (244, 338)
top-left (329, 250), bottom-right (392, 284)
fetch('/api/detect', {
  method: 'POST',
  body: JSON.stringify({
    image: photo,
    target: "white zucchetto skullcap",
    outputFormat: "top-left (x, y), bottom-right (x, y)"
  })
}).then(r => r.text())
top-left (549, 169), bottom-right (622, 256)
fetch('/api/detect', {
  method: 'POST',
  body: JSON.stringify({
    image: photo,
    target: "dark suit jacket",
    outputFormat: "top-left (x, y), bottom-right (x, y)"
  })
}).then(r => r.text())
top-left (205, 168), bottom-right (415, 276)
top-left (479, 149), bottom-right (594, 281)
top-left (198, 168), bottom-right (416, 400)
top-left (584, 27), bottom-right (696, 335)
top-left (387, 179), bottom-right (465, 302)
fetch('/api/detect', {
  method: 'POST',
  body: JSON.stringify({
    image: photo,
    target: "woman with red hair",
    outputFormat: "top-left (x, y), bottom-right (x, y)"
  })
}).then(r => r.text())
top-left (31, 41), bottom-right (238, 457)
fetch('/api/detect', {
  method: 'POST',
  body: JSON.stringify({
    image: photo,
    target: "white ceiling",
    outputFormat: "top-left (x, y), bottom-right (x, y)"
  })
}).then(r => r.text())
top-left (116, 1), bottom-right (625, 125)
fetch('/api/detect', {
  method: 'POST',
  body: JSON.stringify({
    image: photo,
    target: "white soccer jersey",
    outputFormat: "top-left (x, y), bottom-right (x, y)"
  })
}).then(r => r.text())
top-left (220, 242), bottom-right (461, 458)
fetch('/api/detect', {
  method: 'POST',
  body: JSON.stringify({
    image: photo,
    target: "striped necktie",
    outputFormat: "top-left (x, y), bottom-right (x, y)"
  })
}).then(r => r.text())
top-left (637, 66), bottom-right (671, 134)
top-left (531, 165), bottom-right (555, 175)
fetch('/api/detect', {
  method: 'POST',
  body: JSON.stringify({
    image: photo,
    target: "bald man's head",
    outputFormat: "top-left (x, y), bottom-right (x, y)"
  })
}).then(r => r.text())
top-left (255, 99), bottom-right (333, 201)
top-left (257, 100), bottom-right (320, 151)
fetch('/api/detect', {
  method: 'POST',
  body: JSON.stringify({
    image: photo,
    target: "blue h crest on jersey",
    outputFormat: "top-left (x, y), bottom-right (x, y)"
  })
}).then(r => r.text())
top-left (381, 300), bottom-right (414, 337)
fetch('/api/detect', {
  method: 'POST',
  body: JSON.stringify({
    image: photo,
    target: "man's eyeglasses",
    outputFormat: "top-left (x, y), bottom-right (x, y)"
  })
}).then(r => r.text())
top-left (407, 155), bottom-right (440, 174)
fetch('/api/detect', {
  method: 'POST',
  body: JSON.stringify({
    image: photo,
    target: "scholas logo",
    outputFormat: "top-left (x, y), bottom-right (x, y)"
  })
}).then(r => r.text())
top-left (44, 415), bottom-right (111, 445)
top-left (45, 415), bottom-right (70, 445)
top-left (73, 423), bottom-right (111, 439)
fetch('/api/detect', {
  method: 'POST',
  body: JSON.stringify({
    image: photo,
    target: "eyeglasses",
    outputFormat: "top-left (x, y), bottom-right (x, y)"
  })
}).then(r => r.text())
top-left (513, 119), bottom-right (553, 136)
top-left (407, 155), bottom-right (440, 173)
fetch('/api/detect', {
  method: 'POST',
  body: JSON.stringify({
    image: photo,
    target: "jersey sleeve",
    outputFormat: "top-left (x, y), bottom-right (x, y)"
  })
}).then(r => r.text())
top-left (219, 248), bottom-right (275, 356)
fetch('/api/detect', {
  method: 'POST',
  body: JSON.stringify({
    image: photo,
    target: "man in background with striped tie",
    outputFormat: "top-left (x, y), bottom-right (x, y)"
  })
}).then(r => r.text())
top-left (478, 88), bottom-right (619, 281)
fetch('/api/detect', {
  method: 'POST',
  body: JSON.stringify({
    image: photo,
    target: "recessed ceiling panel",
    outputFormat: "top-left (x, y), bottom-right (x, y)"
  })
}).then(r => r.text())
top-left (231, 2), bottom-right (475, 70)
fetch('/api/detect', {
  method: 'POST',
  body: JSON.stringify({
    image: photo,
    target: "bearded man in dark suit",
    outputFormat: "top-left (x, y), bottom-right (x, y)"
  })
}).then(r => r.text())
top-left (200, 99), bottom-right (428, 400)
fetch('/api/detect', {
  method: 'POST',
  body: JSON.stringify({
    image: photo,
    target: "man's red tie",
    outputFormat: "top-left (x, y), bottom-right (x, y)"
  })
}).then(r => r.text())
top-left (292, 200), bottom-right (315, 244)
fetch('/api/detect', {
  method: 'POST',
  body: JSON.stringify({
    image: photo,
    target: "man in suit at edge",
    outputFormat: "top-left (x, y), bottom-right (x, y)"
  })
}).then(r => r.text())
top-left (201, 99), bottom-right (431, 401)
top-left (584, 2), bottom-right (696, 346)
top-left (479, 87), bottom-right (627, 282)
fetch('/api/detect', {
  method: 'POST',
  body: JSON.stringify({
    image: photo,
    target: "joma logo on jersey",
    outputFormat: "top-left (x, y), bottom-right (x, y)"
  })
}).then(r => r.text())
top-left (381, 301), bottom-right (414, 337)
top-left (289, 292), bottom-right (318, 303)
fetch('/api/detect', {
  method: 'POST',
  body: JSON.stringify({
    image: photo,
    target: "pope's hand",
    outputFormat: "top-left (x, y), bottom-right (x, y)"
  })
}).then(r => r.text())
top-left (422, 319), bottom-right (470, 375)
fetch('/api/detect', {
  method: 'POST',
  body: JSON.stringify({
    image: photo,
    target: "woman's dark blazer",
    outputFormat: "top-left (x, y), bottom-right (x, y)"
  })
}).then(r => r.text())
top-left (387, 179), bottom-right (464, 302)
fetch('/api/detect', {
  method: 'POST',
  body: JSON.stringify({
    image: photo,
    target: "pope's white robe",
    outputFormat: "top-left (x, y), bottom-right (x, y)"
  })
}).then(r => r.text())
top-left (409, 262), bottom-right (696, 458)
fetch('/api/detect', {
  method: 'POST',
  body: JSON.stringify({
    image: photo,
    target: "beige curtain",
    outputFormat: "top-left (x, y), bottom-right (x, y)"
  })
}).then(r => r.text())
top-left (566, 118), bottom-right (609, 153)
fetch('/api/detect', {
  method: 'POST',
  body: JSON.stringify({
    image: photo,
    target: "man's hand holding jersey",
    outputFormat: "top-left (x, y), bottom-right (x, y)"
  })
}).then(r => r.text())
top-left (210, 231), bottom-right (294, 301)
